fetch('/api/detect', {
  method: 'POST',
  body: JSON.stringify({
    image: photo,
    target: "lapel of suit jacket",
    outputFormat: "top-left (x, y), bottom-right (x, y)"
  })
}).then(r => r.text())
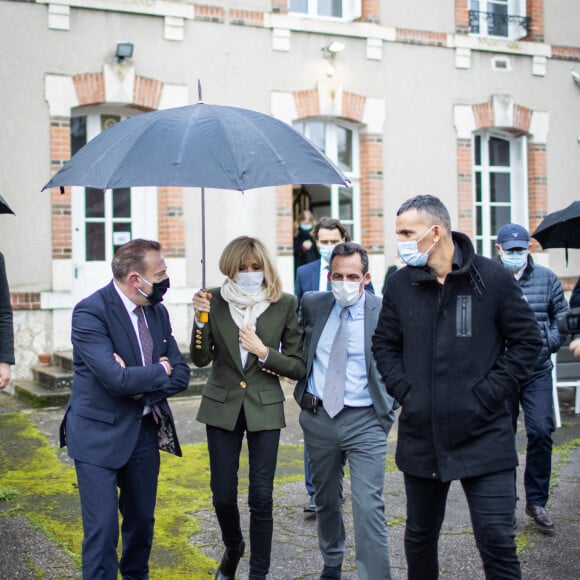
top-left (213, 292), bottom-right (245, 375)
top-left (363, 293), bottom-right (379, 375)
top-left (103, 281), bottom-right (143, 365)
top-left (312, 261), bottom-right (322, 291)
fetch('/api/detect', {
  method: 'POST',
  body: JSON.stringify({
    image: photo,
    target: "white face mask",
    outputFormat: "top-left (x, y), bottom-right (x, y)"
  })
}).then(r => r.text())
top-left (331, 281), bottom-right (362, 307)
top-left (235, 271), bottom-right (264, 294)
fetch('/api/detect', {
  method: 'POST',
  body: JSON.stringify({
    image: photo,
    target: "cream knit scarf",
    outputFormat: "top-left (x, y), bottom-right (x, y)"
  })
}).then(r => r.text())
top-left (220, 278), bottom-right (271, 330)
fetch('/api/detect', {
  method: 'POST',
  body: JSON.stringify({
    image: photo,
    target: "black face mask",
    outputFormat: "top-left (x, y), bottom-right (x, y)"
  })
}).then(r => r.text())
top-left (138, 275), bottom-right (170, 305)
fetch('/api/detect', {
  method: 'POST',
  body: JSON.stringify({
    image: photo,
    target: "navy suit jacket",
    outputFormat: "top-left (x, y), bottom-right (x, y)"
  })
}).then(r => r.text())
top-left (60, 281), bottom-right (190, 469)
top-left (294, 291), bottom-right (396, 435)
top-left (294, 259), bottom-right (376, 305)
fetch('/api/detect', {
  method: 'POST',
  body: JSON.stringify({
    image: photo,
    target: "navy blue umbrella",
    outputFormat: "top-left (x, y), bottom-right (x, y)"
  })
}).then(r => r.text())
top-left (42, 97), bottom-right (349, 294)
top-left (0, 194), bottom-right (15, 215)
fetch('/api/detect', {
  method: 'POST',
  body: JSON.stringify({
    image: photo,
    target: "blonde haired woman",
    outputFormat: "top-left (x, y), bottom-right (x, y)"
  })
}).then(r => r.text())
top-left (191, 236), bottom-right (305, 580)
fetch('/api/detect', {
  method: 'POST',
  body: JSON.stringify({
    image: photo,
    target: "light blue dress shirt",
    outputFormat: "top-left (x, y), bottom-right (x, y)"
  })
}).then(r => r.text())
top-left (308, 293), bottom-right (372, 407)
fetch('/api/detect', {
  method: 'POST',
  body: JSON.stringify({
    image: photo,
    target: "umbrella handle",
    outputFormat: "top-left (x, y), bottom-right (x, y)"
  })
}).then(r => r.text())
top-left (199, 311), bottom-right (209, 323)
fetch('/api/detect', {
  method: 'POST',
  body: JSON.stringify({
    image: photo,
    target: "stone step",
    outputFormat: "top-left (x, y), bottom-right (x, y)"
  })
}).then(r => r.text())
top-left (32, 366), bottom-right (73, 391)
top-left (12, 380), bottom-right (71, 408)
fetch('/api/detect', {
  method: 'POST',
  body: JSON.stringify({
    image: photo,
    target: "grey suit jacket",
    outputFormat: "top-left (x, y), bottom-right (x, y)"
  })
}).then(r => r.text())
top-left (294, 291), bottom-right (396, 434)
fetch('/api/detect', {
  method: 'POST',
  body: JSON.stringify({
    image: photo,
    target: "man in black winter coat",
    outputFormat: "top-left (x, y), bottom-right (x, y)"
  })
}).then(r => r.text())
top-left (496, 223), bottom-right (568, 533)
top-left (372, 195), bottom-right (542, 580)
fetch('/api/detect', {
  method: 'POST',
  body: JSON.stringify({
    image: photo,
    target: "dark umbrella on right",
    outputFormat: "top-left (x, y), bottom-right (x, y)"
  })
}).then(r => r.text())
top-left (0, 194), bottom-right (15, 215)
top-left (532, 200), bottom-right (580, 264)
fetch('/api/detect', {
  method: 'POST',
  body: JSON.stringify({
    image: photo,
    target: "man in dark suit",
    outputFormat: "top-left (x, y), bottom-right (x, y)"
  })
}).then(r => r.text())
top-left (294, 242), bottom-right (396, 580)
top-left (294, 218), bottom-right (374, 514)
top-left (60, 239), bottom-right (190, 580)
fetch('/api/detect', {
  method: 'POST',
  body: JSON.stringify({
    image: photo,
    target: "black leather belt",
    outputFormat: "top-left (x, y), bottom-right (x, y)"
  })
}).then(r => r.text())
top-left (300, 392), bottom-right (372, 414)
top-left (300, 392), bottom-right (323, 412)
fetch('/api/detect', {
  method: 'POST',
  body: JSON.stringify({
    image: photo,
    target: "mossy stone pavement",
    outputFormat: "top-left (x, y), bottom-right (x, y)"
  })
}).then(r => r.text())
top-left (1, 382), bottom-right (579, 579)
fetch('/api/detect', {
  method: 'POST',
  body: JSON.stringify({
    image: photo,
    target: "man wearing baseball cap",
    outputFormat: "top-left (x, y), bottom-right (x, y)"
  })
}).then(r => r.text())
top-left (496, 223), bottom-right (569, 533)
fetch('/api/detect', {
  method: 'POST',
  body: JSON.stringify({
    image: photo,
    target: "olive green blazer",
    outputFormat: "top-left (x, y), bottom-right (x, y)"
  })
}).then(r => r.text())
top-left (191, 289), bottom-right (306, 432)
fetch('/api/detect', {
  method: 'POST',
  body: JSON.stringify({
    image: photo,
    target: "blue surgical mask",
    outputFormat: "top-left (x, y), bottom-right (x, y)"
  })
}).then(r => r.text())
top-left (319, 245), bottom-right (335, 264)
top-left (300, 223), bottom-right (313, 232)
top-left (397, 227), bottom-right (435, 267)
top-left (500, 250), bottom-right (527, 271)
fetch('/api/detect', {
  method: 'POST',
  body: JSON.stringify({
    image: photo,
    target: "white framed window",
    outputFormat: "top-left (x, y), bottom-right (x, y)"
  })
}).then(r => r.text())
top-left (289, 0), bottom-right (361, 21)
top-left (70, 109), bottom-right (157, 302)
top-left (293, 118), bottom-right (361, 242)
top-left (469, 0), bottom-right (528, 40)
top-left (472, 130), bottom-right (528, 257)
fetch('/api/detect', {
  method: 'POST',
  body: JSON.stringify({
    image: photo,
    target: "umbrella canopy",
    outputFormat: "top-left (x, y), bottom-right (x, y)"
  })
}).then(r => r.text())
top-left (0, 194), bottom-right (15, 215)
top-left (532, 201), bottom-right (580, 249)
top-left (41, 100), bottom-right (349, 293)
top-left (532, 201), bottom-right (580, 264)
top-left (41, 102), bottom-right (349, 192)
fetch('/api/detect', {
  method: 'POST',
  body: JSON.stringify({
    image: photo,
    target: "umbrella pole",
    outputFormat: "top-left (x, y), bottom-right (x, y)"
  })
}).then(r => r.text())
top-left (200, 186), bottom-right (209, 323)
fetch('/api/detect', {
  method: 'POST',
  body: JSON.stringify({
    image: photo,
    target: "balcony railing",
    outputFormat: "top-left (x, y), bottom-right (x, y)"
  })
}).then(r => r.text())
top-left (468, 10), bottom-right (531, 37)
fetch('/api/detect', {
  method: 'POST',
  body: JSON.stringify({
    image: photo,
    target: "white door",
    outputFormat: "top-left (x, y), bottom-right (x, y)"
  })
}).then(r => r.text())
top-left (71, 112), bottom-right (157, 302)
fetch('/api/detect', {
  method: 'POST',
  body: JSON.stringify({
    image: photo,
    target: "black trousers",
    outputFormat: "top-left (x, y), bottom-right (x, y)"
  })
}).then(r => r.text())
top-left (404, 469), bottom-right (520, 580)
top-left (206, 410), bottom-right (280, 577)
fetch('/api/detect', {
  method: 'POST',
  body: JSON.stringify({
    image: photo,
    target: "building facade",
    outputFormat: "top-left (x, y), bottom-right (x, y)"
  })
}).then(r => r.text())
top-left (1, 0), bottom-right (579, 379)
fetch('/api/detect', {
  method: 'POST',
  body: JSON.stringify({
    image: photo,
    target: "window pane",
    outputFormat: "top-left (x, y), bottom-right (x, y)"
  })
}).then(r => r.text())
top-left (308, 121), bottom-right (325, 152)
top-left (476, 205), bottom-right (483, 234)
top-left (490, 173), bottom-right (510, 203)
top-left (491, 206), bottom-right (511, 234)
top-left (489, 137), bottom-right (510, 166)
top-left (474, 135), bottom-right (481, 166)
top-left (308, 184), bottom-right (331, 218)
top-left (289, 0), bottom-right (308, 13)
top-left (338, 187), bottom-right (353, 221)
top-left (488, 2), bottom-right (508, 37)
top-left (474, 171), bottom-right (482, 203)
top-left (86, 223), bottom-right (105, 261)
top-left (71, 116), bottom-right (87, 157)
top-left (113, 223), bottom-right (132, 255)
top-left (476, 239), bottom-right (483, 254)
top-left (319, 0), bottom-right (342, 17)
top-left (337, 126), bottom-right (353, 172)
top-left (113, 188), bottom-right (131, 218)
top-left (85, 188), bottom-right (105, 218)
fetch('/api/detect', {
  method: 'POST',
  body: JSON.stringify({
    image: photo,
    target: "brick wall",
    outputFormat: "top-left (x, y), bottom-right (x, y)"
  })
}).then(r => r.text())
top-left (526, 0), bottom-right (544, 42)
top-left (277, 185), bottom-right (293, 255)
top-left (457, 138), bottom-right (473, 238)
top-left (49, 117), bottom-right (72, 259)
top-left (359, 133), bottom-right (384, 251)
top-left (10, 293), bottom-right (41, 311)
top-left (455, 0), bottom-right (469, 34)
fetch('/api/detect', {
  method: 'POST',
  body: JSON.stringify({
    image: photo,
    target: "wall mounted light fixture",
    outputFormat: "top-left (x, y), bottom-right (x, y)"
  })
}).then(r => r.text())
top-left (571, 70), bottom-right (580, 86)
top-left (115, 42), bottom-right (134, 62)
top-left (321, 41), bottom-right (346, 59)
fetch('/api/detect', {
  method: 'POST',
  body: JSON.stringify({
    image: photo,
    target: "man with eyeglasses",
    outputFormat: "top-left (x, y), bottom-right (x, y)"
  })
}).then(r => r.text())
top-left (496, 223), bottom-right (568, 533)
top-left (294, 242), bottom-right (396, 580)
